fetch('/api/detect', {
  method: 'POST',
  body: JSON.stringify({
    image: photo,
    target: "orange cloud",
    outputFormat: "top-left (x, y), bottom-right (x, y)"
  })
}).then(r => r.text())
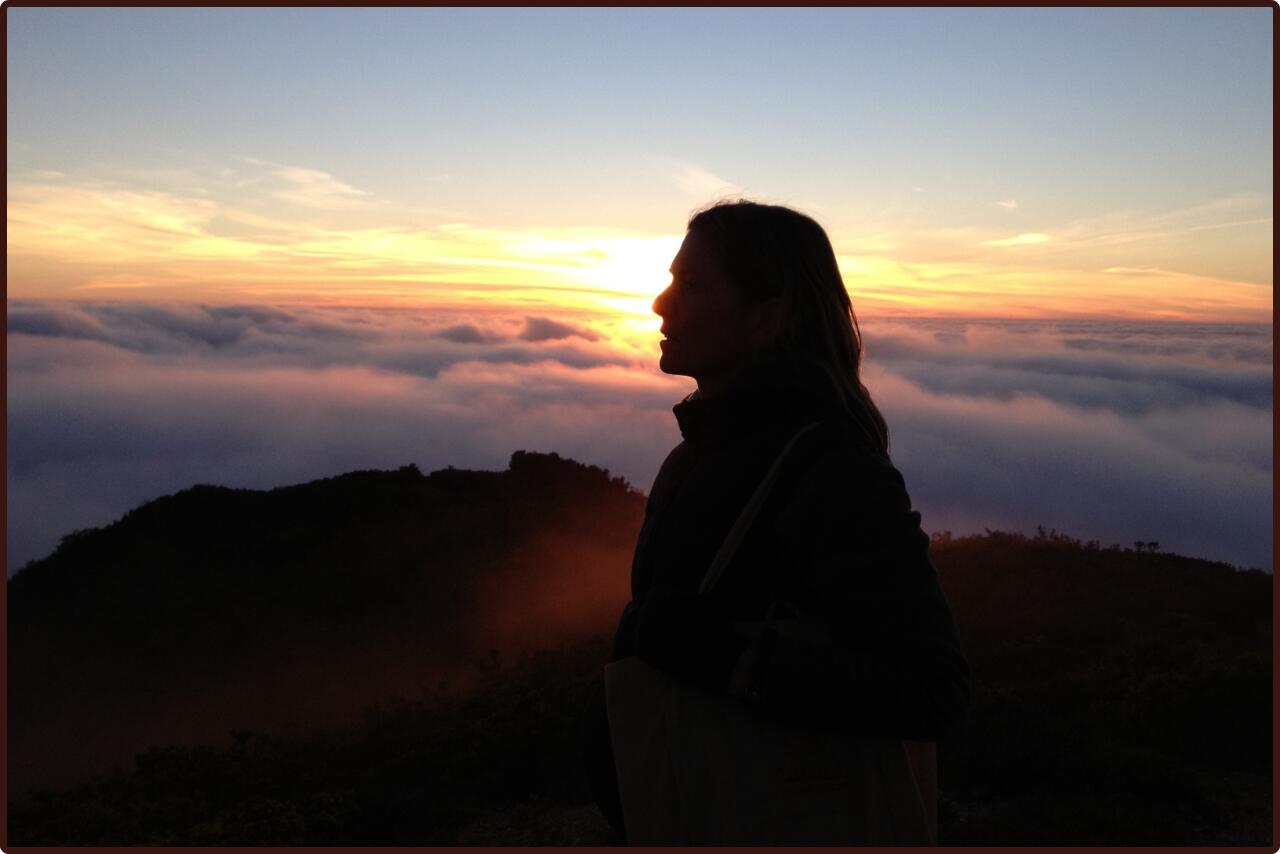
top-left (8, 174), bottom-right (682, 313)
top-left (7, 170), bottom-right (1272, 323)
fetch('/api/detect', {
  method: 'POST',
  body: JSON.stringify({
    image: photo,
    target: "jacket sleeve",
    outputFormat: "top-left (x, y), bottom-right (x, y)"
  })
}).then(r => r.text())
top-left (745, 447), bottom-right (970, 741)
top-left (610, 598), bottom-right (641, 661)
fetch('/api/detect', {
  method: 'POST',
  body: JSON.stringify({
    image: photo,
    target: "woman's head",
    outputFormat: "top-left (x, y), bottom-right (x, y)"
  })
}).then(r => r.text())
top-left (653, 199), bottom-right (889, 455)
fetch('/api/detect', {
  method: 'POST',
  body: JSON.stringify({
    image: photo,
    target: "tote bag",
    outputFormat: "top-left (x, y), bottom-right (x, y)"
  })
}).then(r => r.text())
top-left (605, 423), bottom-right (935, 845)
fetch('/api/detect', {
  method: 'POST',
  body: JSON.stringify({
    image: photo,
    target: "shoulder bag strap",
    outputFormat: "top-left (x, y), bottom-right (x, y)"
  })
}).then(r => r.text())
top-left (698, 421), bottom-right (825, 594)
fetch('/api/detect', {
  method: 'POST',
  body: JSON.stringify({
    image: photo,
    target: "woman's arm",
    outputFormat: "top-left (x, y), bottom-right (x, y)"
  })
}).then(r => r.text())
top-left (749, 447), bottom-right (970, 740)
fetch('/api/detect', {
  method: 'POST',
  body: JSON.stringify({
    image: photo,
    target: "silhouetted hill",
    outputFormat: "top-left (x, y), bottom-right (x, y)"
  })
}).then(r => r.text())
top-left (929, 529), bottom-right (1270, 843)
top-left (10, 452), bottom-right (644, 797)
top-left (8, 462), bottom-right (1271, 844)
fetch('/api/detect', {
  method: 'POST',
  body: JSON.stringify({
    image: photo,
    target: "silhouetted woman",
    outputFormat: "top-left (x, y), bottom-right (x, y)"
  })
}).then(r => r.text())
top-left (585, 200), bottom-right (968, 844)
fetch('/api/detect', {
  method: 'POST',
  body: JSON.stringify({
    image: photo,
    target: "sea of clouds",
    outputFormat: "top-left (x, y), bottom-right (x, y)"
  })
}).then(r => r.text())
top-left (7, 300), bottom-right (1272, 573)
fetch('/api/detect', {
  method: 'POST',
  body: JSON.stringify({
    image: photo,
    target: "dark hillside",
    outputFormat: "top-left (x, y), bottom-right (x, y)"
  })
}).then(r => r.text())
top-left (932, 529), bottom-right (1270, 843)
top-left (9, 453), bottom-right (644, 796)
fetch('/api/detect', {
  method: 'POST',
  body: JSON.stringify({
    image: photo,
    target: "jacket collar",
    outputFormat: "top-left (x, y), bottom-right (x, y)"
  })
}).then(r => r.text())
top-left (671, 352), bottom-right (846, 447)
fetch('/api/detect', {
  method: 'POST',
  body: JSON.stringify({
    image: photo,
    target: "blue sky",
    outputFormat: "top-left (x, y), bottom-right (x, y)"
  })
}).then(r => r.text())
top-left (9, 6), bottom-right (1271, 233)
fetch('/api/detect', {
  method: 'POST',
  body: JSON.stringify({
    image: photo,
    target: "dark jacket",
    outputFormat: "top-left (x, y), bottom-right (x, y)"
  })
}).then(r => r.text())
top-left (618, 354), bottom-right (967, 736)
top-left (584, 354), bottom-right (968, 837)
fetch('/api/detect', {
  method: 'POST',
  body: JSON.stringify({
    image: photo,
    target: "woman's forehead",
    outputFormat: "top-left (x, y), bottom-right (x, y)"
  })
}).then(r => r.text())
top-left (669, 230), bottom-right (715, 274)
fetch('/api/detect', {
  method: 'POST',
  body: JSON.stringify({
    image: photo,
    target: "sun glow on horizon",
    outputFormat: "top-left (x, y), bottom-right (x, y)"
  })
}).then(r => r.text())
top-left (6, 168), bottom-right (1273, 325)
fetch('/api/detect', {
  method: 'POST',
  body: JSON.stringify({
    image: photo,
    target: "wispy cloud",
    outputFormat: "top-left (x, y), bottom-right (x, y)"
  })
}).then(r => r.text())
top-left (269, 164), bottom-right (376, 210)
top-left (1185, 216), bottom-right (1274, 233)
top-left (7, 181), bottom-right (222, 259)
top-left (670, 161), bottom-right (742, 198)
top-left (1051, 192), bottom-right (1273, 250)
top-left (75, 276), bottom-right (168, 291)
top-left (7, 167), bottom-right (679, 311)
top-left (982, 232), bottom-right (1050, 247)
top-left (994, 199), bottom-right (1018, 210)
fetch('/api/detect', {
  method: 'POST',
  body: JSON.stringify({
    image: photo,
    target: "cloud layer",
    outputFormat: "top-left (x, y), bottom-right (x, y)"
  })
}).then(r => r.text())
top-left (8, 301), bottom-right (1272, 572)
top-left (863, 319), bottom-right (1271, 570)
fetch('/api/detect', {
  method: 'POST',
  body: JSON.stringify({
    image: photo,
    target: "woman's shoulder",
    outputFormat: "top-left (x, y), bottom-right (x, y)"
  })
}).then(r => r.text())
top-left (778, 419), bottom-right (913, 519)
top-left (643, 439), bottom-right (698, 515)
top-left (770, 419), bottom-right (933, 595)
top-left (794, 418), bottom-right (903, 480)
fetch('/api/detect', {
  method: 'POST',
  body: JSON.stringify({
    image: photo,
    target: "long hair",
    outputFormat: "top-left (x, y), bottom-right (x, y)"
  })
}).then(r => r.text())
top-left (687, 199), bottom-right (890, 457)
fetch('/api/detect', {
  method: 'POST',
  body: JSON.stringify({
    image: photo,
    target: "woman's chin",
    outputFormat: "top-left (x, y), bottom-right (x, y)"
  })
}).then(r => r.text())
top-left (657, 352), bottom-right (687, 377)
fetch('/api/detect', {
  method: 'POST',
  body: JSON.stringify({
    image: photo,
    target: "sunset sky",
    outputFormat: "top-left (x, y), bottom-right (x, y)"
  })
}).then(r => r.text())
top-left (7, 7), bottom-right (1274, 574)
top-left (7, 7), bottom-right (1273, 322)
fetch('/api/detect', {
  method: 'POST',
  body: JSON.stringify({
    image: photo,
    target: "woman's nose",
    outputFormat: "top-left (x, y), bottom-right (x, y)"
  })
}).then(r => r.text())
top-left (652, 284), bottom-right (672, 317)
